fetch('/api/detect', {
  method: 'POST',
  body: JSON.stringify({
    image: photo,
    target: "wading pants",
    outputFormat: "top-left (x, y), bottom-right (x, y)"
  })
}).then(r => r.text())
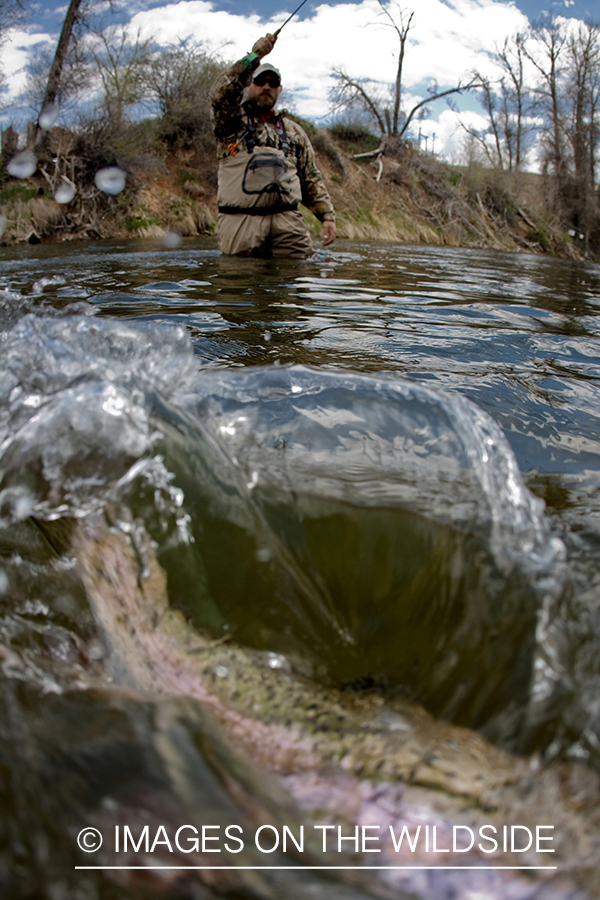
top-left (217, 210), bottom-right (314, 259)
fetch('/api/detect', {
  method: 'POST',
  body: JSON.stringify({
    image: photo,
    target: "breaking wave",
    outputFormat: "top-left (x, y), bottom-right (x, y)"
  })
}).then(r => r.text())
top-left (0, 313), bottom-right (567, 748)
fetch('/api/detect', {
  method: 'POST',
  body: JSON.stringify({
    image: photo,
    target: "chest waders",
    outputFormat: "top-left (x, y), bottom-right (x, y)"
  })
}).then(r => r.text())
top-left (217, 117), bottom-right (303, 215)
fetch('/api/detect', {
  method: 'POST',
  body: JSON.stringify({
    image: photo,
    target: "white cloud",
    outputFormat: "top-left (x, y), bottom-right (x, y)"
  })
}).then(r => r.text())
top-left (128, 0), bottom-right (529, 134)
top-left (1, 0), bottom-right (531, 159)
top-left (1, 29), bottom-right (53, 102)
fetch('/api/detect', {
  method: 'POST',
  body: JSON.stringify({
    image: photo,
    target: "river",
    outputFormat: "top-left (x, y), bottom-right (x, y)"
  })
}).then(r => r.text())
top-left (1, 236), bottom-right (599, 899)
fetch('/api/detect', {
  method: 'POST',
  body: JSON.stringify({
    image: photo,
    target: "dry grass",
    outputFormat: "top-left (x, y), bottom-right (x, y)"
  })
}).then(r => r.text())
top-left (0, 195), bottom-right (65, 244)
top-left (0, 125), bottom-right (587, 258)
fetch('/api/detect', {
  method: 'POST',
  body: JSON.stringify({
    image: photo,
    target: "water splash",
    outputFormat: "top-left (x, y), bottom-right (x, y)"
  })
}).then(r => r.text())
top-left (32, 275), bottom-right (66, 295)
top-left (94, 166), bottom-right (126, 195)
top-left (192, 366), bottom-right (564, 580)
top-left (0, 313), bottom-right (568, 748)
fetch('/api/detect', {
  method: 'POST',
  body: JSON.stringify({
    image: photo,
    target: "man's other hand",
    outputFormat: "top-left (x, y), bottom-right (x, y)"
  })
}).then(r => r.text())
top-left (252, 33), bottom-right (278, 58)
top-left (322, 221), bottom-right (336, 247)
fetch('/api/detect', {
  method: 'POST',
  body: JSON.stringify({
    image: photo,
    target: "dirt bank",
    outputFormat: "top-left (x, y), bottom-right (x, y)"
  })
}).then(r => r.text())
top-left (0, 123), bottom-right (587, 259)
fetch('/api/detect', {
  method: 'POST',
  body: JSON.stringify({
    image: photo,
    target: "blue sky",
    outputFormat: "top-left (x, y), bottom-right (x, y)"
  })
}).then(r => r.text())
top-left (2, 0), bottom-right (595, 165)
top-left (27, 0), bottom-right (591, 29)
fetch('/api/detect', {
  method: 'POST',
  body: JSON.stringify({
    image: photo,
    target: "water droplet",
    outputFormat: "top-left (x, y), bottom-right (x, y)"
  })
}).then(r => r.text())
top-left (267, 652), bottom-right (290, 672)
top-left (214, 665), bottom-right (229, 678)
top-left (54, 177), bottom-right (76, 204)
top-left (39, 103), bottom-right (59, 130)
top-left (87, 639), bottom-right (106, 660)
top-left (163, 229), bottom-right (182, 249)
top-left (7, 150), bottom-right (37, 179)
top-left (94, 166), bottom-right (126, 195)
top-left (13, 493), bottom-right (34, 520)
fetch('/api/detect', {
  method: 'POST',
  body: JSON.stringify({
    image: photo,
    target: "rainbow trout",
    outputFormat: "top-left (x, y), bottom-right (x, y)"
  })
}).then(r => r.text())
top-left (65, 515), bottom-right (599, 900)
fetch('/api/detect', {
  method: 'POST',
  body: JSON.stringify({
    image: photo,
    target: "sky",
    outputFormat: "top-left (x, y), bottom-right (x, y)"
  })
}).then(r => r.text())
top-left (0, 0), bottom-right (595, 165)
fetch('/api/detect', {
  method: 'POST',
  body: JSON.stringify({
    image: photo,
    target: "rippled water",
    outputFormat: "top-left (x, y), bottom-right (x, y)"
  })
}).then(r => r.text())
top-left (1, 236), bottom-right (600, 899)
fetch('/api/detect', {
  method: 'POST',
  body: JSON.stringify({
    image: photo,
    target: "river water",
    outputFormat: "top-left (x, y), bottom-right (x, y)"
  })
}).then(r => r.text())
top-left (1, 236), bottom-right (599, 899)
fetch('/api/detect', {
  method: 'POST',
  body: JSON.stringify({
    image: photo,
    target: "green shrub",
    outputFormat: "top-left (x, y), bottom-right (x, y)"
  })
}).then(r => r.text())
top-left (328, 123), bottom-right (380, 155)
top-left (526, 227), bottom-right (551, 251)
top-left (0, 185), bottom-right (42, 203)
top-left (126, 215), bottom-right (161, 231)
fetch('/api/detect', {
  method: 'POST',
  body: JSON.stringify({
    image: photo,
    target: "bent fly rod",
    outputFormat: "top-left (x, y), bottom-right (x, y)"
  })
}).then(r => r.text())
top-left (274, 0), bottom-right (311, 35)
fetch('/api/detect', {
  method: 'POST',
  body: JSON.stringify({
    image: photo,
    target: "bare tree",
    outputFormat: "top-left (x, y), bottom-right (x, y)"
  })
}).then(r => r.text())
top-left (26, 34), bottom-right (91, 115)
top-left (33, 0), bottom-right (124, 125)
top-left (332, 67), bottom-right (477, 143)
top-left (88, 24), bottom-right (154, 133)
top-left (460, 76), bottom-right (506, 168)
top-left (330, 70), bottom-right (388, 135)
top-left (563, 21), bottom-right (600, 244)
top-left (0, 0), bottom-right (25, 38)
top-left (463, 34), bottom-right (533, 172)
top-left (330, 2), bottom-right (477, 145)
top-left (525, 17), bottom-right (568, 185)
top-left (40, 0), bottom-right (85, 115)
top-left (375, 2), bottom-right (413, 136)
top-left (566, 23), bottom-right (600, 188)
top-left (147, 40), bottom-right (223, 147)
top-left (495, 33), bottom-right (530, 170)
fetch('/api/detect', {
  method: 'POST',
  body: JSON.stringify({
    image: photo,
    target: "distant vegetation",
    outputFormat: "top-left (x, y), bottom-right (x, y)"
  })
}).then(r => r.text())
top-left (0, 0), bottom-right (598, 257)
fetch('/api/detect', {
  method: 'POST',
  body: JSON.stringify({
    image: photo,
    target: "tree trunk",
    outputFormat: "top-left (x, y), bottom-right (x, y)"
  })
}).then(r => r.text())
top-left (40, 0), bottom-right (83, 113)
top-left (392, 36), bottom-right (405, 136)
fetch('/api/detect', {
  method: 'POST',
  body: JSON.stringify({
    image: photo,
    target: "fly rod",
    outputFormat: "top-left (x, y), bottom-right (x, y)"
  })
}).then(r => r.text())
top-left (274, 0), bottom-right (311, 35)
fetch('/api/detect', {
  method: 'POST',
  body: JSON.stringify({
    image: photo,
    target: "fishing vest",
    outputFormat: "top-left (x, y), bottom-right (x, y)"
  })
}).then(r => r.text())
top-left (218, 116), bottom-right (302, 215)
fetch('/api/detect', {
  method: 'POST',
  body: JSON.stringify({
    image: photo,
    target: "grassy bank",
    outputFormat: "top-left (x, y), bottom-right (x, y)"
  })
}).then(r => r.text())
top-left (0, 120), bottom-right (587, 260)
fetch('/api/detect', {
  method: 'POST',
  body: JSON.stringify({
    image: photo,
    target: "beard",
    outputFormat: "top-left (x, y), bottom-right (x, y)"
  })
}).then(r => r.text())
top-left (253, 92), bottom-right (277, 110)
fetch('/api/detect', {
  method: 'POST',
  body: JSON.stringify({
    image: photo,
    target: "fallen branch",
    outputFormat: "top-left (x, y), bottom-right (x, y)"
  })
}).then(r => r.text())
top-left (353, 143), bottom-right (385, 159)
top-left (516, 206), bottom-right (537, 230)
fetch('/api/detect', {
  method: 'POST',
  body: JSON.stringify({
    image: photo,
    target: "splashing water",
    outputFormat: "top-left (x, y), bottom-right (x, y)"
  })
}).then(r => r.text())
top-left (0, 246), bottom-right (597, 899)
top-left (0, 313), bottom-right (567, 749)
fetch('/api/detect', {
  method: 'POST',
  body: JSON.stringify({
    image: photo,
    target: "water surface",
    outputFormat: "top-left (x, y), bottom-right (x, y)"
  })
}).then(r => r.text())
top-left (1, 236), bottom-right (599, 898)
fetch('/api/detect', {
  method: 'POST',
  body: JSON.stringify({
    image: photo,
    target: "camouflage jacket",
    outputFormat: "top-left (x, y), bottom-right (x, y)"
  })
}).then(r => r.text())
top-left (210, 55), bottom-right (335, 222)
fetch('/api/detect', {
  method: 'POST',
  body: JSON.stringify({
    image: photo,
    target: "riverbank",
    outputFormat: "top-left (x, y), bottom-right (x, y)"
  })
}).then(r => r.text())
top-left (0, 122), bottom-right (589, 259)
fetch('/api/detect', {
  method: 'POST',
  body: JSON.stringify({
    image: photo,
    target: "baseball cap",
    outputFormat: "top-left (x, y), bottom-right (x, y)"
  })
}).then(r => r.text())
top-left (253, 63), bottom-right (282, 82)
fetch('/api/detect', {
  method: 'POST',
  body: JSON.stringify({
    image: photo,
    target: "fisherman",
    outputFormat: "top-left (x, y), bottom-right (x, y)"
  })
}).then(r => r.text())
top-left (210, 32), bottom-right (336, 258)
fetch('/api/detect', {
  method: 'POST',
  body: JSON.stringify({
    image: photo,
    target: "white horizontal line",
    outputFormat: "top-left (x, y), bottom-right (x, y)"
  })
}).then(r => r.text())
top-left (75, 865), bottom-right (558, 870)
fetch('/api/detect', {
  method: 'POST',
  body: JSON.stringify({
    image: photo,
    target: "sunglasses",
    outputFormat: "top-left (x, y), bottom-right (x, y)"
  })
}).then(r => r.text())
top-left (253, 74), bottom-right (281, 88)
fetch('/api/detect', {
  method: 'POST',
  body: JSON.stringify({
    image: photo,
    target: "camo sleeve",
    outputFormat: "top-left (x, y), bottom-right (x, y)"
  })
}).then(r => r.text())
top-left (288, 120), bottom-right (336, 223)
top-left (210, 53), bottom-right (260, 142)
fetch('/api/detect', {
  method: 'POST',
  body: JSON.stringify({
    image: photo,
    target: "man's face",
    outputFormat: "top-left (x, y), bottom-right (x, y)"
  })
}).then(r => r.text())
top-left (247, 73), bottom-right (282, 110)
